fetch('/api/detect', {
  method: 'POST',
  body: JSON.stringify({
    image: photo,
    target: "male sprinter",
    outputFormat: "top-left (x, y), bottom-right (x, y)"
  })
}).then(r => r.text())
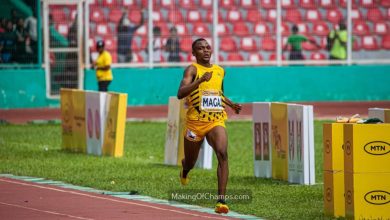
top-left (177, 38), bottom-right (242, 214)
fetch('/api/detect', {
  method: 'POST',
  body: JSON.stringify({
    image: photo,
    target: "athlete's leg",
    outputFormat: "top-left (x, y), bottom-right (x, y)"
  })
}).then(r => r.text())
top-left (181, 138), bottom-right (202, 178)
top-left (206, 126), bottom-right (228, 199)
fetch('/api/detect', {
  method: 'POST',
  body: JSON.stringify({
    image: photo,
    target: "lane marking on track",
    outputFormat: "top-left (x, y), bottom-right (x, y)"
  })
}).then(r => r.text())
top-left (0, 178), bottom-right (230, 220)
top-left (0, 202), bottom-right (94, 220)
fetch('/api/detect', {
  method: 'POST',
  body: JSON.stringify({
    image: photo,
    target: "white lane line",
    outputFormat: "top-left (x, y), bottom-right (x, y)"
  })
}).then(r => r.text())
top-left (0, 178), bottom-right (229, 220)
top-left (0, 202), bottom-right (94, 220)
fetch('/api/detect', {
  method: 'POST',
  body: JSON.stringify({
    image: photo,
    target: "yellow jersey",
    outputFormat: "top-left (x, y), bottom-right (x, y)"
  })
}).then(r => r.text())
top-left (186, 63), bottom-right (227, 122)
top-left (96, 50), bottom-right (113, 81)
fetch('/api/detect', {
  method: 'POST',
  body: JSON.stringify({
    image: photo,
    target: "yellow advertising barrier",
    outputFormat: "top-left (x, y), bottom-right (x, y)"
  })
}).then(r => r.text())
top-left (271, 103), bottom-right (288, 181)
top-left (345, 172), bottom-right (390, 219)
top-left (323, 170), bottom-right (345, 217)
top-left (102, 93), bottom-right (127, 157)
top-left (323, 123), bottom-right (344, 171)
top-left (60, 89), bottom-right (127, 157)
top-left (71, 90), bottom-right (86, 153)
top-left (344, 124), bottom-right (390, 173)
top-left (60, 89), bottom-right (74, 151)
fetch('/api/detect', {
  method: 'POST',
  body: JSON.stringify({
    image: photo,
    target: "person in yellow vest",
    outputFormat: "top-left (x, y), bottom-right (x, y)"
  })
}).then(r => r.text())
top-left (328, 22), bottom-right (347, 60)
top-left (177, 38), bottom-right (242, 214)
top-left (92, 40), bottom-right (113, 91)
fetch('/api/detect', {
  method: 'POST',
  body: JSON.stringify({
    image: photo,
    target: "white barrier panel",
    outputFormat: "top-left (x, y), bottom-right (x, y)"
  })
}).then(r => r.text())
top-left (164, 97), bottom-right (213, 169)
top-left (288, 104), bottom-right (315, 185)
top-left (85, 92), bottom-right (107, 156)
top-left (252, 102), bottom-right (272, 178)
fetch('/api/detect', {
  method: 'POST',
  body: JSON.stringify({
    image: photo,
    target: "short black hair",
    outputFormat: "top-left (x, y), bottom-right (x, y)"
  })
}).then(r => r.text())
top-left (96, 40), bottom-right (105, 48)
top-left (192, 38), bottom-right (207, 50)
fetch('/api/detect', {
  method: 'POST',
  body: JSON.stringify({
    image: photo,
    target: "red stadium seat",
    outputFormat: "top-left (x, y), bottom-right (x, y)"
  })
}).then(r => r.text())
top-left (131, 37), bottom-right (147, 51)
top-left (326, 8), bottom-right (343, 24)
top-left (174, 23), bottom-right (189, 36)
top-left (205, 10), bottom-right (223, 22)
top-left (260, 0), bottom-right (276, 9)
top-left (104, 37), bottom-right (117, 51)
top-left (265, 9), bottom-right (277, 21)
top-left (240, 0), bottom-right (256, 8)
top-left (240, 37), bottom-right (257, 51)
top-left (246, 9), bottom-right (263, 23)
top-left (282, 0), bottom-right (295, 8)
top-left (380, 0), bottom-right (390, 7)
top-left (310, 52), bottom-right (326, 60)
top-left (90, 8), bottom-right (105, 22)
top-left (353, 21), bottom-right (370, 36)
top-left (219, 0), bottom-right (236, 9)
top-left (226, 9), bottom-right (242, 22)
top-left (299, 0), bottom-right (316, 9)
top-left (180, 37), bottom-right (193, 52)
top-left (95, 23), bottom-right (111, 36)
top-left (186, 53), bottom-right (196, 62)
top-left (373, 22), bottom-right (389, 35)
top-left (351, 9), bottom-right (363, 21)
top-left (217, 23), bottom-right (230, 36)
top-left (199, 0), bottom-right (212, 8)
top-left (110, 52), bottom-right (118, 63)
top-left (269, 53), bottom-right (285, 60)
top-left (179, 0), bottom-right (196, 9)
top-left (285, 9), bottom-right (302, 23)
top-left (261, 37), bottom-right (276, 51)
top-left (353, 37), bottom-right (361, 51)
top-left (122, 0), bottom-right (139, 7)
top-left (366, 8), bottom-right (384, 22)
top-left (132, 53), bottom-right (144, 63)
top-left (358, 0), bottom-right (375, 8)
top-left (129, 10), bottom-right (143, 23)
top-left (109, 8), bottom-right (123, 23)
top-left (275, 23), bottom-right (290, 36)
top-left (220, 37), bottom-right (237, 51)
top-left (102, 0), bottom-right (116, 7)
top-left (187, 10), bottom-right (202, 22)
top-left (168, 10), bottom-right (184, 23)
top-left (320, 0), bottom-right (336, 8)
top-left (193, 23), bottom-right (211, 36)
top-left (227, 53), bottom-right (244, 61)
top-left (248, 53), bottom-right (264, 62)
top-left (302, 37), bottom-right (318, 51)
top-left (254, 22), bottom-right (270, 36)
top-left (388, 8), bottom-right (390, 19)
top-left (305, 9), bottom-right (322, 22)
top-left (296, 23), bottom-right (310, 35)
top-left (51, 8), bottom-right (67, 23)
top-left (381, 35), bottom-right (390, 49)
top-left (361, 36), bottom-right (378, 50)
top-left (340, 0), bottom-right (347, 7)
top-left (232, 22), bottom-right (250, 36)
top-left (312, 21), bottom-right (329, 36)
top-left (160, 0), bottom-right (174, 8)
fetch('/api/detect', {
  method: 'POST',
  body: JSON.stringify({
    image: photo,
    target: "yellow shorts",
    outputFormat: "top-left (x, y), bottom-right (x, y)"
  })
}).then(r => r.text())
top-left (184, 119), bottom-right (225, 142)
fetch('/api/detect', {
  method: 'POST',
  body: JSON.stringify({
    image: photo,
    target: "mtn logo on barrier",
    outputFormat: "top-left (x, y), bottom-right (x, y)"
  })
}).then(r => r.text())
top-left (364, 141), bottom-right (390, 155)
top-left (364, 190), bottom-right (390, 205)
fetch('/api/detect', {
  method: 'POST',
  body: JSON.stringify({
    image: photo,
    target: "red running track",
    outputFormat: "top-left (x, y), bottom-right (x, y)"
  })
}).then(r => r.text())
top-left (0, 177), bottom-right (237, 220)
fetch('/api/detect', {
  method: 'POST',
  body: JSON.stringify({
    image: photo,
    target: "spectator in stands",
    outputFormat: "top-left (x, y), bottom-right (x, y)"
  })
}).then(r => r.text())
top-left (327, 22), bottom-right (347, 60)
top-left (177, 38), bottom-right (242, 215)
top-left (0, 18), bottom-right (6, 33)
top-left (165, 27), bottom-right (181, 62)
top-left (65, 15), bottom-right (78, 83)
top-left (152, 26), bottom-right (162, 62)
top-left (24, 11), bottom-right (37, 62)
top-left (283, 25), bottom-right (319, 60)
top-left (117, 10), bottom-right (144, 63)
top-left (14, 17), bottom-right (32, 63)
top-left (92, 40), bottom-right (113, 92)
top-left (0, 20), bottom-right (16, 63)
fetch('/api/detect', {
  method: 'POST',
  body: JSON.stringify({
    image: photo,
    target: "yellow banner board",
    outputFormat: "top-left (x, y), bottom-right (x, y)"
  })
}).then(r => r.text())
top-left (271, 103), bottom-right (288, 181)
top-left (344, 124), bottom-right (390, 173)
top-left (345, 172), bottom-right (390, 219)
top-left (60, 89), bottom-right (74, 151)
top-left (102, 93), bottom-right (127, 157)
top-left (323, 123), bottom-right (344, 171)
top-left (71, 90), bottom-right (86, 153)
top-left (323, 170), bottom-right (345, 217)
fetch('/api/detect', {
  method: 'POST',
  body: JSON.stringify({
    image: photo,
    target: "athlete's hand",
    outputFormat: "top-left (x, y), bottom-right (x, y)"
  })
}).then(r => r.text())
top-left (200, 71), bottom-right (212, 83)
top-left (231, 103), bottom-right (242, 114)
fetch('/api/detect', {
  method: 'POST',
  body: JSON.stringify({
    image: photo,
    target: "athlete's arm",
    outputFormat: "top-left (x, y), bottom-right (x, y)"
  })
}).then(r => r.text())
top-left (221, 79), bottom-right (242, 114)
top-left (177, 65), bottom-right (212, 99)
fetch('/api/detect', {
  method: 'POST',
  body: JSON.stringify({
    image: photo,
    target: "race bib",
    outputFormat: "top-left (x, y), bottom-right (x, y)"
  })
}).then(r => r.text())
top-left (200, 90), bottom-right (224, 112)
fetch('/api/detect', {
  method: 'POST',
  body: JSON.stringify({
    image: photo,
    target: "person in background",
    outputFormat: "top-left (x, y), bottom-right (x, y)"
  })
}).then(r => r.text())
top-left (283, 24), bottom-right (320, 60)
top-left (177, 38), bottom-right (242, 214)
top-left (165, 26), bottom-right (181, 62)
top-left (92, 40), bottom-right (113, 92)
top-left (117, 10), bottom-right (144, 63)
top-left (152, 26), bottom-right (162, 62)
top-left (0, 20), bottom-right (15, 63)
top-left (327, 21), bottom-right (347, 60)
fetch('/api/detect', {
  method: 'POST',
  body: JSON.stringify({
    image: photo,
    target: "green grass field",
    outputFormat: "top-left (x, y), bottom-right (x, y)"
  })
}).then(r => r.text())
top-left (0, 120), bottom-right (338, 220)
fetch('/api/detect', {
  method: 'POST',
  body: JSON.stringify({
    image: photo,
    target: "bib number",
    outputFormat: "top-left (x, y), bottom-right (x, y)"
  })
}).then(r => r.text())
top-left (200, 91), bottom-right (223, 112)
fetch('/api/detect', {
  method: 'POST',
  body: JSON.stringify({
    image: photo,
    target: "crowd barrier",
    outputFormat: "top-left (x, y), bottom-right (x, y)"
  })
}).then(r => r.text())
top-left (164, 97), bottom-right (212, 169)
top-left (253, 102), bottom-right (315, 185)
top-left (60, 89), bottom-right (127, 157)
top-left (323, 122), bottom-right (390, 219)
